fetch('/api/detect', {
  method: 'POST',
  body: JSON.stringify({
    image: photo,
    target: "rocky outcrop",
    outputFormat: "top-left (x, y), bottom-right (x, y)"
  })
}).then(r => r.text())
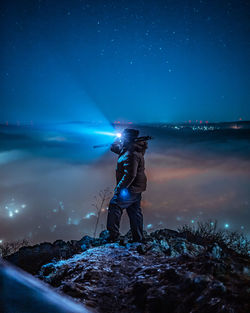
top-left (4, 235), bottom-right (106, 274)
top-left (4, 228), bottom-right (250, 313)
top-left (4, 229), bottom-right (202, 274)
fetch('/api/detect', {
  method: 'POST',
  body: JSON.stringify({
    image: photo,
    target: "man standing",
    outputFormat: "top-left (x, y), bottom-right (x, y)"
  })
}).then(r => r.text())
top-left (107, 128), bottom-right (148, 242)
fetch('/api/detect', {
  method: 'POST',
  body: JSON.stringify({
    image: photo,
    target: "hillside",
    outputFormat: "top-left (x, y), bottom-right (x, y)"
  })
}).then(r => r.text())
top-left (3, 226), bottom-right (250, 313)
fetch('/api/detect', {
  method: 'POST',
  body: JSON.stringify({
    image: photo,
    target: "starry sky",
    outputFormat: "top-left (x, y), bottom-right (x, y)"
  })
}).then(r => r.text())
top-left (1, 0), bottom-right (250, 124)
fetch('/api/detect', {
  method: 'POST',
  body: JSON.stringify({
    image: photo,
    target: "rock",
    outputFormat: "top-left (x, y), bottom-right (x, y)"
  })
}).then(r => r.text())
top-left (150, 228), bottom-right (179, 240)
top-left (184, 272), bottom-right (211, 290)
top-left (211, 243), bottom-right (223, 259)
top-left (170, 238), bottom-right (189, 257)
top-left (4, 227), bottom-right (250, 313)
top-left (78, 236), bottom-right (94, 248)
top-left (5, 242), bottom-right (69, 274)
top-left (243, 266), bottom-right (250, 276)
top-left (159, 268), bottom-right (180, 282)
top-left (159, 239), bottom-right (170, 253)
top-left (210, 281), bottom-right (227, 294)
top-left (99, 230), bottom-right (109, 240)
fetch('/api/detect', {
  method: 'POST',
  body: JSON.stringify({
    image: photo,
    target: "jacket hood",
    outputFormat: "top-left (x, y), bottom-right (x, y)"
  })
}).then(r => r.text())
top-left (122, 140), bottom-right (148, 155)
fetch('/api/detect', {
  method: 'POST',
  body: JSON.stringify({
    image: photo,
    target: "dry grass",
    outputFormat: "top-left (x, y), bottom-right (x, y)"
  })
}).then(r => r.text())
top-left (0, 238), bottom-right (30, 257)
top-left (178, 219), bottom-right (250, 256)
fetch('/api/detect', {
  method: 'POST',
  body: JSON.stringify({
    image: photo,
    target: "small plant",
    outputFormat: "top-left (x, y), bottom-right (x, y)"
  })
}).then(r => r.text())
top-left (0, 238), bottom-right (30, 257)
top-left (92, 187), bottom-right (112, 238)
top-left (178, 219), bottom-right (250, 256)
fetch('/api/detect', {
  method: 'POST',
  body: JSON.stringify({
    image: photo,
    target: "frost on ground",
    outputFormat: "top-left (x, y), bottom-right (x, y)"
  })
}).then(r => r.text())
top-left (10, 228), bottom-right (247, 313)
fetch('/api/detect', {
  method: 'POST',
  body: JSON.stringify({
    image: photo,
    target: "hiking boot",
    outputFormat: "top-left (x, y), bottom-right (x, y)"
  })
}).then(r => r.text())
top-left (106, 235), bottom-right (120, 243)
top-left (119, 237), bottom-right (129, 246)
top-left (130, 237), bottom-right (150, 244)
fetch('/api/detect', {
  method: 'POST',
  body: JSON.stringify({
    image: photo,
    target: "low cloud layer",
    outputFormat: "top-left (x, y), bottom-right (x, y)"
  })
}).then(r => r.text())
top-left (0, 125), bottom-right (250, 243)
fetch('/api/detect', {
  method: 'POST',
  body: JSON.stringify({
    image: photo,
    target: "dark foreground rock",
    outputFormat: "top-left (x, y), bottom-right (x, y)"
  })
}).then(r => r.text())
top-left (0, 258), bottom-right (96, 313)
top-left (4, 229), bottom-right (250, 313)
top-left (4, 236), bottom-right (96, 274)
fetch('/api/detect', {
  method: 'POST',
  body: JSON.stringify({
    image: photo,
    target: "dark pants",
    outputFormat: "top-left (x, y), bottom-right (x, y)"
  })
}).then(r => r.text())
top-left (107, 191), bottom-right (143, 241)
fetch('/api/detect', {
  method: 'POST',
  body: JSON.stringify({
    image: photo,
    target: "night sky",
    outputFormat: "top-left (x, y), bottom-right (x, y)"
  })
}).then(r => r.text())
top-left (1, 0), bottom-right (250, 124)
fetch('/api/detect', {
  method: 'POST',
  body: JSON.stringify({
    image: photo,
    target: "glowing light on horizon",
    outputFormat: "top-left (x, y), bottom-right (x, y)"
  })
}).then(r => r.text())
top-left (50, 225), bottom-right (57, 232)
top-left (85, 212), bottom-right (96, 219)
top-left (2, 200), bottom-right (27, 218)
top-left (72, 219), bottom-right (80, 225)
top-left (224, 223), bottom-right (229, 228)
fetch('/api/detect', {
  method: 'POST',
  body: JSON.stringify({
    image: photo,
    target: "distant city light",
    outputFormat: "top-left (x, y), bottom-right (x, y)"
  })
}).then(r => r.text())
top-left (240, 226), bottom-right (244, 230)
top-left (59, 201), bottom-right (64, 210)
top-left (224, 223), bottom-right (229, 228)
top-left (147, 224), bottom-right (153, 229)
top-left (3, 200), bottom-right (27, 218)
top-left (50, 225), bottom-right (57, 232)
top-left (85, 212), bottom-right (96, 219)
top-left (0, 239), bottom-right (3, 244)
top-left (191, 219), bottom-right (195, 223)
top-left (72, 219), bottom-right (79, 225)
top-left (210, 222), bottom-right (214, 226)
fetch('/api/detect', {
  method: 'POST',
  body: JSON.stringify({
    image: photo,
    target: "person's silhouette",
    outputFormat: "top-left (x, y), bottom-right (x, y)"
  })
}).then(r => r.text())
top-left (106, 128), bottom-right (148, 242)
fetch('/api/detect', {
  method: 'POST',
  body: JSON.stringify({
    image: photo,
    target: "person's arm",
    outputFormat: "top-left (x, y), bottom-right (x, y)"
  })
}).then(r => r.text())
top-left (114, 153), bottom-right (140, 194)
top-left (110, 140), bottom-right (122, 155)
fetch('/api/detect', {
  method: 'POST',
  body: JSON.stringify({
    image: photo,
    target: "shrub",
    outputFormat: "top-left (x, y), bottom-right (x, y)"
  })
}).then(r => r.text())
top-left (178, 219), bottom-right (250, 256)
top-left (0, 239), bottom-right (30, 257)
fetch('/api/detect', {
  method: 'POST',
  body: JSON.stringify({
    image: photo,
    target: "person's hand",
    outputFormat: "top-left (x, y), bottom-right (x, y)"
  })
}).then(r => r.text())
top-left (114, 186), bottom-right (120, 196)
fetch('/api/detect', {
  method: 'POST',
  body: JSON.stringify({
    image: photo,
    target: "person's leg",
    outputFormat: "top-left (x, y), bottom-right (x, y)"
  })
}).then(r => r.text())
top-left (126, 193), bottom-right (144, 242)
top-left (107, 198), bottom-right (123, 240)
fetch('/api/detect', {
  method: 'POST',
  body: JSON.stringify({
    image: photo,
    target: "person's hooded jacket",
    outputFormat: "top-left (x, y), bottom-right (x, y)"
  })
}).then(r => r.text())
top-left (111, 140), bottom-right (147, 194)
